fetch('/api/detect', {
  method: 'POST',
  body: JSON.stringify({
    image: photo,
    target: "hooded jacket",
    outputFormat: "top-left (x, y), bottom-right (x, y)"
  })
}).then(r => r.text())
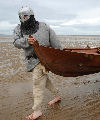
top-left (13, 22), bottom-right (61, 72)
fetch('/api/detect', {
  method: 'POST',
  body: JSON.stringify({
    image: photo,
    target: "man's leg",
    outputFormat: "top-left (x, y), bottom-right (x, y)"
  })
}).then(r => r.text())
top-left (39, 64), bottom-right (61, 105)
top-left (45, 76), bottom-right (61, 105)
top-left (26, 63), bottom-right (47, 119)
top-left (46, 77), bottom-right (59, 97)
top-left (32, 74), bottom-right (47, 111)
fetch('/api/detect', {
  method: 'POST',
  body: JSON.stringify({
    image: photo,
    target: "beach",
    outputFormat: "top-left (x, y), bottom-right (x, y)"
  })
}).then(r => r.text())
top-left (0, 36), bottom-right (100, 120)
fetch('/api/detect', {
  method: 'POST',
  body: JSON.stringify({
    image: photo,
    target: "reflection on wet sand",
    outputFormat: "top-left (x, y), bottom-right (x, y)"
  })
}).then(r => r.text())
top-left (0, 36), bottom-right (100, 120)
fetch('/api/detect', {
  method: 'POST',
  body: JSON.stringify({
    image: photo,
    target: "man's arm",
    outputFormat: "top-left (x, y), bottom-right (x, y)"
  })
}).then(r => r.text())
top-left (49, 27), bottom-right (62, 49)
top-left (13, 25), bottom-right (30, 49)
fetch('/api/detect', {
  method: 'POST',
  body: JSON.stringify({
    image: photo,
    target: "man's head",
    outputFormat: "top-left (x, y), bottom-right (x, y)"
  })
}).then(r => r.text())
top-left (18, 7), bottom-right (34, 23)
top-left (18, 7), bottom-right (39, 35)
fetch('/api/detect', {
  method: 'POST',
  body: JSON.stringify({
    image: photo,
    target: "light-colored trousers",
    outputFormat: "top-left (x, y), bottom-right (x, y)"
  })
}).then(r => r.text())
top-left (32, 63), bottom-right (59, 111)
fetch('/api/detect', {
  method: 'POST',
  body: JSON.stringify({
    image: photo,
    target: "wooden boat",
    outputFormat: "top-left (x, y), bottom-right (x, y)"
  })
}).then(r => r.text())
top-left (31, 36), bottom-right (100, 77)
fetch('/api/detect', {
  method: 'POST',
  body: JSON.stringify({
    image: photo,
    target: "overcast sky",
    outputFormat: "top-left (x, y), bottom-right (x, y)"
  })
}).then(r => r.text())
top-left (0, 0), bottom-right (100, 35)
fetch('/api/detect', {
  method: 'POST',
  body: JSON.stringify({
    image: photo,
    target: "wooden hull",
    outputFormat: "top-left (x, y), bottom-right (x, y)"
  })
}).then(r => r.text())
top-left (32, 40), bottom-right (100, 77)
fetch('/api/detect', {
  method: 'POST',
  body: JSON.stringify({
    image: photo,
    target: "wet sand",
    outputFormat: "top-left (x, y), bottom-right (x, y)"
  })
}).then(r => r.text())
top-left (0, 36), bottom-right (100, 120)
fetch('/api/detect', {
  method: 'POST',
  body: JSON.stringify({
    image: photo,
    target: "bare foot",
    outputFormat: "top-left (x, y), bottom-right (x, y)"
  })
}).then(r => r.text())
top-left (48, 96), bottom-right (61, 105)
top-left (26, 110), bottom-right (42, 120)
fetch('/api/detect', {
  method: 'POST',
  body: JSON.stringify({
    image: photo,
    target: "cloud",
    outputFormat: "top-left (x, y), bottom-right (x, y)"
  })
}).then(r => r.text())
top-left (0, 21), bottom-right (17, 34)
top-left (44, 19), bottom-right (65, 23)
top-left (50, 25), bottom-right (60, 28)
top-left (0, 21), bottom-right (17, 30)
top-left (61, 18), bottom-right (100, 26)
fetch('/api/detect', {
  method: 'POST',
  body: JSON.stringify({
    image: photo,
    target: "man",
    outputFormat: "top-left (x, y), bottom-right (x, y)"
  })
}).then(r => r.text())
top-left (13, 7), bottom-right (61, 120)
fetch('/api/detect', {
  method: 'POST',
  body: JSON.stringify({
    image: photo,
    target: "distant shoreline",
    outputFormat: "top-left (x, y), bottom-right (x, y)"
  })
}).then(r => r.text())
top-left (0, 35), bottom-right (100, 37)
top-left (0, 35), bottom-right (100, 43)
top-left (58, 35), bottom-right (100, 37)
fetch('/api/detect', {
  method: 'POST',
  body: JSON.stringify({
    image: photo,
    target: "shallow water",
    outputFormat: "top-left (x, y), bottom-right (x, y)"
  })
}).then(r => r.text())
top-left (0, 36), bottom-right (100, 120)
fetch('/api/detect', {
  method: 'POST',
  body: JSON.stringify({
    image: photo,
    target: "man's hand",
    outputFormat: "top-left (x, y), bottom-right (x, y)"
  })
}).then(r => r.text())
top-left (27, 35), bottom-right (36, 45)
